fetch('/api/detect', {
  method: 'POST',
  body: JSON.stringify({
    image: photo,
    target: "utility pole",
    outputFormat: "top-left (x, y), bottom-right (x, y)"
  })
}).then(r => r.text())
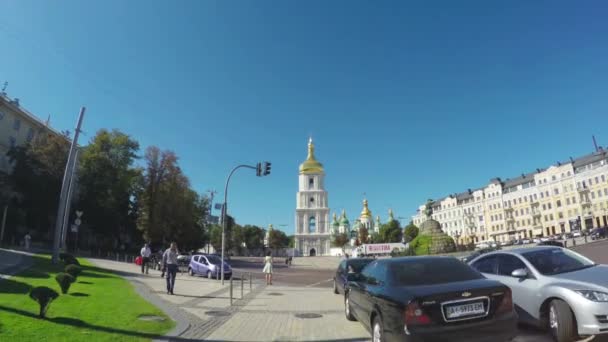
top-left (60, 149), bottom-right (80, 250)
top-left (52, 107), bottom-right (85, 264)
top-left (206, 189), bottom-right (217, 254)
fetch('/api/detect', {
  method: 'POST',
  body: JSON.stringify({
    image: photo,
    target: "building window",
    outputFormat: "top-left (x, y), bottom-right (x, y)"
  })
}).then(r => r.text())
top-left (8, 136), bottom-right (16, 148)
top-left (602, 175), bottom-right (606, 182)
top-left (545, 191), bottom-right (549, 197)
top-left (526, 208), bottom-right (530, 214)
top-left (557, 200), bottom-right (562, 207)
top-left (591, 192), bottom-right (596, 199)
top-left (599, 190), bottom-right (603, 198)
top-left (26, 128), bottom-right (35, 142)
top-left (572, 197), bottom-right (577, 204)
top-left (479, 215), bottom-right (483, 222)
top-left (13, 119), bottom-right (21, 131)
top-left (596, 177), bottom-right (600, 184)
top-left (542, 204), bottom-right (546, 210)
top-left (589, 179), bottom-right (593, 186)
top-left (308, 178), bottom-right (314, 189)
top-left (550, 214), bottom-right (554, 220)
top-left (559, 212), bottom-right (564, 219)
top-left (554, 188), bottom-right (559, 195)
top-left (548, 203), bottom-right (552, 209)
top-left (552, 175), bottom-right (556, 181)
top-left (308, 217), bottom-right (316, 233)
top-left (541, 192), bottom-right (544, 199)
top-left (534, 194), bottom-right (538, 200)
top-left (604, 189), bottom-right (608, 196)
top-left (566, 198), bottom-right (570, 205)
top-left (567, 171), bottom-right (571, 176)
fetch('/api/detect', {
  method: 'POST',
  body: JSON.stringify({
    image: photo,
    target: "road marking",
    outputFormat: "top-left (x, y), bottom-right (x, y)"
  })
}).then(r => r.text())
top-left (306, 278), bottom-right (333, 287)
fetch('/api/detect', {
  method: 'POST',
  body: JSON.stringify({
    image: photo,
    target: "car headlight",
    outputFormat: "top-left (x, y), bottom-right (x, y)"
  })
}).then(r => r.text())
top-left (575, 290), bottom-right (608, 302)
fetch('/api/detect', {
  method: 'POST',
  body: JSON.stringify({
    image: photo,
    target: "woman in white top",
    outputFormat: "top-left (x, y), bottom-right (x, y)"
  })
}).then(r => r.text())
top-left (262, 250), bottom-right (273, 285)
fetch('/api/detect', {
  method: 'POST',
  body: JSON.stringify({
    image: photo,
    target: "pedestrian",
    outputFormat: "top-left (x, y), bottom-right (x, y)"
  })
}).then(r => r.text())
top-left (162, 242), bottom-right (179, 295)
top-left (140, 243), bottom-right (152, 274)
top-left (24, 232), bottom-right (31, 250)
top-left (263, 250), bottom-right (273, 285)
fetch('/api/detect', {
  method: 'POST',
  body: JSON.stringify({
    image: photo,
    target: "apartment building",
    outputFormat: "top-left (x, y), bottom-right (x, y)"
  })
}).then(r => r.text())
top-left (0, 91), bottom-right (62, 173)
top-left (412, 149), bottom-right (608, 243)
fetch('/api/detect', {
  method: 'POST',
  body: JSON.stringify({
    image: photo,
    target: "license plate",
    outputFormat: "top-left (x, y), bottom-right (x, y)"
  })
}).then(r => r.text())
top-left (445, 302), bottom-right (485, 319)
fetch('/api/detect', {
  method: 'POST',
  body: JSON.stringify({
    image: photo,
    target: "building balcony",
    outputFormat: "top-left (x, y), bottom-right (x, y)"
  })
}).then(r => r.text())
top-left (581, 199), bottom-right (592, 208)
top-left (577, 184), bottom-right (590, 193)
top-left (506, 216), bottom-right (515, 223)
top-left (504, 206), bottom-right (514, 212)
top-left (532, 210), bottom-right (541, 218)
top-left (530, 199), bottom-right (540, 206)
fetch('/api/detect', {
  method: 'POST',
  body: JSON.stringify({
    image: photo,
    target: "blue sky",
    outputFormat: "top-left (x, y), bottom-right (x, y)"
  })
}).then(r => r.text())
top-left (1, 1), bottom-right (608, 234)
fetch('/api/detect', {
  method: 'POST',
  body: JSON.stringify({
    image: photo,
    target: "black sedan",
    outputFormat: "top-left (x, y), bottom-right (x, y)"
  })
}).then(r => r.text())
top-left (344, 256), bottom-right (518, 342)
top-left (333, 258), bottom-right (374, 295)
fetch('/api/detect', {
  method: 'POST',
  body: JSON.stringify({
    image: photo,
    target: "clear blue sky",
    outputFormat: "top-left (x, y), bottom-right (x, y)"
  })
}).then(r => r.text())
top-left (1, 1), bottom-right (607, 234)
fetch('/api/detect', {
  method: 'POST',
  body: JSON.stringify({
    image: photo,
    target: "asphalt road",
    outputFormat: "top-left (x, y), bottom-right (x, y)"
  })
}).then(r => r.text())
top-left (231, 240), bottom-right (608, 341)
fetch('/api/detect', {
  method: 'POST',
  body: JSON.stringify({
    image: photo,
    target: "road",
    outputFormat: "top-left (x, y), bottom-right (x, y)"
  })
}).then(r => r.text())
top-left (231, 240), bottom-right (608, 341)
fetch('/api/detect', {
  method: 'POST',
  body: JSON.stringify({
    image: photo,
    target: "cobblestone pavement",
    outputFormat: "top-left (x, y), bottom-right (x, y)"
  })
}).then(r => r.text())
top-left (90, 240), bottom-right (608, 342)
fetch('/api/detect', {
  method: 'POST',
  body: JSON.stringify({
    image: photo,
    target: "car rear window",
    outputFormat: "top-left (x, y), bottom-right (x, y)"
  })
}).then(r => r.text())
top-left (390, 258), bottom-right (482, 286)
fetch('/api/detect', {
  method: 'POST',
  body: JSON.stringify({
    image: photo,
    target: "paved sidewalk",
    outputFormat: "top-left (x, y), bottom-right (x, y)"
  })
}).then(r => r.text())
top-left (0, 248), bottom-right (34, 279)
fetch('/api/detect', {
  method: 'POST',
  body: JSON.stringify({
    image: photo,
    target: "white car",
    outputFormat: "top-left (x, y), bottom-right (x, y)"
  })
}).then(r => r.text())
top-left (522, 239), bottom-right (531, 244)
top-left (573, 231), bottom-right (582, 238)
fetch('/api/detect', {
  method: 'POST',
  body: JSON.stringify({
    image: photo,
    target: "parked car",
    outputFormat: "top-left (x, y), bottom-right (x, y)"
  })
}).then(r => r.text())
top-left (461, 246), bottom-right (500, 264)
top-left (537, 240), bottom-right (564, 248)
top-left (469, 246), bottom-right (607, 342)
top-left (188, 254), bottom-right (232, 279)
top-left (522, 239), bottom-right (531, 244)
top-left (333, 258), bottom-right (374, 295)
top-left (572, 231), bottom-right (582, 238)
top-left (591, 227), bottom-right (607, 240)
top-left (344, 257), bottom-right (518, 342)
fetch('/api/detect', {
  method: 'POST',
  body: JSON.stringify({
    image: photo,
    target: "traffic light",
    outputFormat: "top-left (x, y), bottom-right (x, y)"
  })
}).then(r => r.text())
top-left (263, 161), bottom-right (271, 176)
top-left (256, 162), bottom-right (262, 177)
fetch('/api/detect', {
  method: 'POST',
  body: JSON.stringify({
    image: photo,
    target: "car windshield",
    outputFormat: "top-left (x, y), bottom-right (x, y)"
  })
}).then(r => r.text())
top-left (348, 259), bottom-right (373, 273)
top-left (206, 256), bottom-right (222, 264)
top-left (522, 248), bottom-right (595, 275)
top-left (390, 258), bottom-right (482, 286)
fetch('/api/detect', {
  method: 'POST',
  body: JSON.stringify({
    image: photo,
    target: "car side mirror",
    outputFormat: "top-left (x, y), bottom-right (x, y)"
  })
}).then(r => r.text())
top-left (511, 268), bottom-right (528, 278)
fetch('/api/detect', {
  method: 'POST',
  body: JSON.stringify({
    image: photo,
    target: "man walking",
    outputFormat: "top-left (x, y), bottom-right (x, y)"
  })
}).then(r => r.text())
top-left (162, 242), bottom-right (179, 295)
top-left (140, 243), bottom-right (152, 274)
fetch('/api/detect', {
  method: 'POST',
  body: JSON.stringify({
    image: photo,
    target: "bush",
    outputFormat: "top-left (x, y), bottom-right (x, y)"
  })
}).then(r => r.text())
top-left (55, 273), bottom-right (75, 294)
top-left (60, 253), bottom-right (80, 266)
top-left (29, 286), bottom-right (59, 318)
top-left (65, 264), bottom-right (82, 279)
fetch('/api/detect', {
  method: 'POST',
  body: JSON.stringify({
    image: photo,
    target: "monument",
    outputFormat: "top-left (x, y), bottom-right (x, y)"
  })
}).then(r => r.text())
top-left (410, 200), bottom-right (456, 255)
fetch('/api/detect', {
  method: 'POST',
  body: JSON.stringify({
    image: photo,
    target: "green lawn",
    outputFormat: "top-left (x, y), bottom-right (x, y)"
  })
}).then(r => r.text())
top-left (0, 254), bottom-right (174, 342)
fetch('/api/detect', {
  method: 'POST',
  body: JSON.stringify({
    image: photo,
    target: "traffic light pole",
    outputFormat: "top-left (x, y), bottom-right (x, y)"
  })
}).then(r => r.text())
top-left (221, 164), bottom-right (256, 285)
top-left (220, 162), bottom-right (271, 285)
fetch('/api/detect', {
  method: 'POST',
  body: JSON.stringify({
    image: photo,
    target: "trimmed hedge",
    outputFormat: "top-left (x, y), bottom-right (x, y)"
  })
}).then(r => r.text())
top-left (59, 253), bottom-right (80, 266)
top-left (64, 264), bottom-right (82, 279)
top-left (55, 273), bottom-right (75, 294)
top-left (29, 286), bottom-right (59, 318)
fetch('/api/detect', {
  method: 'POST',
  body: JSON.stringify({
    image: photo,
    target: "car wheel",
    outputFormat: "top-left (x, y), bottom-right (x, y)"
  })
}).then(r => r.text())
top-left (372, 315), bottom-right (385, 342)
top-left (549, 299), bottom-right (577, 342)
top-left (345, 292), bottom-right (356, 321)
top-left (333, 279), bottom-right (339, 294)
top-left (188, 268), bottom-right (194, 276)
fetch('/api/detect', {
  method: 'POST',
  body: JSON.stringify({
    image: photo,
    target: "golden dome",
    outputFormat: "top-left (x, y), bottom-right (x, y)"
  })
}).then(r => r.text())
top-left (299, 137), bottom-right (324, 174)
top-left (360, 199), bottom-right (372, 219)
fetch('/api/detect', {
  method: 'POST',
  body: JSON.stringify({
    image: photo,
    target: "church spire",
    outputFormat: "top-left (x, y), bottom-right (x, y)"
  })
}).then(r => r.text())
top-left (360, 199), bottom-right (372, 218)
top-left (299, 137), bottom-right (324, 174)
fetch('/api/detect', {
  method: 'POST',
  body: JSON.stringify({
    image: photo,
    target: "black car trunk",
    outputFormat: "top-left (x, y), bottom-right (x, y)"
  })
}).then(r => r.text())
top-left (403, 279), bottom-right (509, 326)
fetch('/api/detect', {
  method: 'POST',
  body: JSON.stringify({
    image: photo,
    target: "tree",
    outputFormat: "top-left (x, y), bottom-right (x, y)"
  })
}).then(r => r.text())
top-left (208, 215), bottom-right (236, 253)
top-left (379, 220), bottom-right (402, 243)
top-left (268, 229), bottom-right (289, 250)
top-left (403, 221), bottom-right (420, 242)
top-left (287, 235), bottom-right (295, 248)
top-left (369, 232), bottom-right (380, 244)
top-left (136, 146), bottom-right (209, 251)
top-left (243, 225), bottom-right (265, 250)
top-left (7, 131), bottom-right (70, 238)
top-left (358, 226), bottom-right (369, 244)
top-left (332, 233), bottom-right (349, 253)
top-left (76, 130), bottom-right (140, 251)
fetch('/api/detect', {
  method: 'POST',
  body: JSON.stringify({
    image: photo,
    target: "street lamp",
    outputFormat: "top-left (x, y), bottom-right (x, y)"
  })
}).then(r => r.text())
top-left (220, 162), bottom-right (271, 285)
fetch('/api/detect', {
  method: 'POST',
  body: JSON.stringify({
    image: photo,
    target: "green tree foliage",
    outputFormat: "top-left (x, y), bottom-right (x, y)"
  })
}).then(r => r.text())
top-left (29, 286), bottom-right (59, 318)
top-left (287, 235), bottom-right (295, 248)
top-left (379, 220), bottom-right (402, 243)
top-left (7, 132), bottom-right (70, 237)
top-left (369, 232), bottom-right (380, 244)
top-left (77, 129), bottom-right (141, 249)
top-left (268, 229), bottom-right (289, 250)
top-left (403, 221), bottom-right (420, 242)
top-left (332, 233), bottom-right (349, 252)
top-left (65, 264), bottom-right (82, 279)
top-left (55, 272), bottom-right (75, 294)
top-left (243, 225), bottom-right (265, 250)
top-left (208, 215), bottom-right (236, 253)
top-left (136, 146), bottom-right (208, 251)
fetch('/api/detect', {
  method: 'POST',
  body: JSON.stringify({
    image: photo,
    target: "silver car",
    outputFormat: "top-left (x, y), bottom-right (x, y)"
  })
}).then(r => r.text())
top-left (469, 246), bottom-right (607, 342)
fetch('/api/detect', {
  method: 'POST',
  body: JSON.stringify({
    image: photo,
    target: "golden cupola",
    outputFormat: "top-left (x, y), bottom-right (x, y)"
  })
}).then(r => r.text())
top-left (299, 137), bottom-right (324, 174)
top-left (360, 199), bottom-right (372, 219)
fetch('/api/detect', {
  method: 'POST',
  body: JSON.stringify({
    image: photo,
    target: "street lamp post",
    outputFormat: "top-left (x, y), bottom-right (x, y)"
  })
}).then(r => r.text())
top-left (220, 162), bottom-right (271, 285)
